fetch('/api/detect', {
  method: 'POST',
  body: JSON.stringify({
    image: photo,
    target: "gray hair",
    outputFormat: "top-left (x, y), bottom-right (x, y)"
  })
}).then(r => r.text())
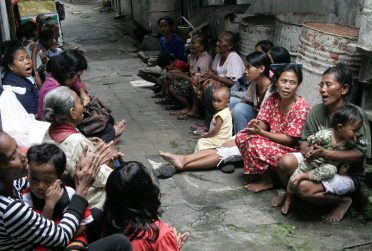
top-left (43, 86), bottom-right (76, 124)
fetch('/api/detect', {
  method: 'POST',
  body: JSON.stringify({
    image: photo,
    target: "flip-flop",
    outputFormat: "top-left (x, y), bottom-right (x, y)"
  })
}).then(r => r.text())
top-left (169, 111), bottom-right (186, 116)
top-left (189, 124), bottom-right (206, 131)
top-left (192, 129), bottom-right (207, 135)
top-left (156, 163), bottom-right (176, 179)
top-left (177, 113), bottom-right (200, 120)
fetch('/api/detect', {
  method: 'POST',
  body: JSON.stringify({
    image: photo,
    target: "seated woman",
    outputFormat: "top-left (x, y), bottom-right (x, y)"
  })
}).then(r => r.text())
top-left (272, 63), bottom-right (371, 222)
top-left (103, 161), bottom-right (189, 251)
top-left (166, 33), bottom-right (213, 119)
top-left (199, 31), bottom-right (245, 122)
top-left (38, 50), bottom-right (125, 143)
top-left (158, 64), bottom-right (308, 178)
top-left (230, 51), bottom-right (274, 134)
top-left (43, 86), bottom-right (123, 209)
top-left (1, 42), bottom-right (38, 115)
top-left (0, 132), bottom-right (132, 251)
top-left (235, 64), bottom-right (310, 192)
top-left (137, 16), bottom-right (186, 93)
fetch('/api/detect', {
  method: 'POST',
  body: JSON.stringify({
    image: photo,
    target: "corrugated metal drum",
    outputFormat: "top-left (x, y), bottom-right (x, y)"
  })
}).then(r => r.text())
top-left (296, 21), bottom-right (360, 106)
top-left (274, 13), bottom-right (340, 62)
top-left (239, 15), bottom-right (275, 56)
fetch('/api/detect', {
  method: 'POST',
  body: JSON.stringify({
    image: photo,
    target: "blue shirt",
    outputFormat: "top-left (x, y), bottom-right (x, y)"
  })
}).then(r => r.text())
top-left (160, 34), bottom-right (186, 61)
top-left (1, 72), bottom-right (39, 114)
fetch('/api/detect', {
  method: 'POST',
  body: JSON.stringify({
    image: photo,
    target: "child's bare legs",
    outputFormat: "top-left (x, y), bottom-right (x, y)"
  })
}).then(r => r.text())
top-left (272, 154), bottom-right (299, 206)
top-left (159, 149), bottom-right (220, 170)
top-left (245, 170), bottom-right (273, 193)
top-left (295, 180), bottom-right (352, 222)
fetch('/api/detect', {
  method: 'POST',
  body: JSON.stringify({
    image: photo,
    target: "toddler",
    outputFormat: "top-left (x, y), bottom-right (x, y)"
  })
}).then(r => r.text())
top-left (14, 143), bottom-right (93, 250)
top-left (194, 86), bottom-right (232, 152)
top-left (282, 105), bottom-right (364, 214)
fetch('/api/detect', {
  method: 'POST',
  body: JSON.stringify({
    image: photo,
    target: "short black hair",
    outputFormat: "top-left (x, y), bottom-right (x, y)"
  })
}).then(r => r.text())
top-left (331, 105), bottom-right (363, 129)
top-left (0, 41), bottom-right (25, 72)
top-left (27, 143), bottom-right (66, 177)
top-left (47, 49), bottom-right (87, 85)
top-left (269, 46), bottom-right (290, 63)
top-left (255, 40), bottom-right (274, 53)
top-left (157, 52), bottom-right (176, 68)
top-left (16, 21), bottom-right (37, 41)
top-left (157, 16), bottom-right (175, 27)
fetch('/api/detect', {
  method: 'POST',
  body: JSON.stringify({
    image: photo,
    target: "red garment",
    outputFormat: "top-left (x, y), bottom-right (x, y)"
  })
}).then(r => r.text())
top-left (235, 94), bottom-right (310, 174)
top-left (130, 220), bottom-right (179, 251)
top-left (174, 60), bottom-right (189, 72)
top-left (49, 123), bottom-right (79, 143)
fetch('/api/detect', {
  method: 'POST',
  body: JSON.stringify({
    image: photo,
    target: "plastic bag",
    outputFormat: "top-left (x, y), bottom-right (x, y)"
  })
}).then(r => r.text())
top-left (0, 87), bottom-right (50, 147)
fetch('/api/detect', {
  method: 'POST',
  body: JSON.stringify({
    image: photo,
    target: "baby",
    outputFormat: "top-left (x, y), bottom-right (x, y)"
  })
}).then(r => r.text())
top-left (194, 86), bottom-right (233, 152)
top-left (282, 105), bottom-right (365, 215)
top-left (14, 143), bottom-right (93, 250)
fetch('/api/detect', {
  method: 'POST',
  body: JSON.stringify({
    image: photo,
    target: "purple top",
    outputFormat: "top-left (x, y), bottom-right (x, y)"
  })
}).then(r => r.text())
top-left (37, 74), bottom-right (85, 120)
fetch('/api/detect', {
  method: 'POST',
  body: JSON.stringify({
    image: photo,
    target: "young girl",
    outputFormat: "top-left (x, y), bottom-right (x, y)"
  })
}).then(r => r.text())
top-left (194, 86), bottom-right (232, 152)
top-left (14, 143), bottom-right (94, 250)
top-left (281, 105), bottom-right (364, 215)
top-left (103, 161), bottom-right (189, 251)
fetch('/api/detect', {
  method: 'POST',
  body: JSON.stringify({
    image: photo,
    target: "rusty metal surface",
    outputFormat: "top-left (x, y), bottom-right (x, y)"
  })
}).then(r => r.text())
top-left (296, 21), bottom-right (361, 106)
top-left (239, 15), bottom-right (275, 56)
top-left (274, 12), bottom-right (340, 54)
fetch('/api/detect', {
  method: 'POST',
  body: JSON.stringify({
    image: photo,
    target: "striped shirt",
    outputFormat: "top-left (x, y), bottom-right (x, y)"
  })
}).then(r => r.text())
top-left (0, 193), bottom-right (87, 251)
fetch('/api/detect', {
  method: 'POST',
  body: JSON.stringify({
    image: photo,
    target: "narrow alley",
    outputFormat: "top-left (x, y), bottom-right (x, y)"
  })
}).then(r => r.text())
top-left (59, 1), bottom-right (371, 250)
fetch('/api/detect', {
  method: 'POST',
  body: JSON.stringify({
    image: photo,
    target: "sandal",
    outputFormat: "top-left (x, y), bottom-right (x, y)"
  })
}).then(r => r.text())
top-left (169, 111), bottom-right (186, 116)
top-left (156, 163), bottom-right (176, 178)
top-left (177, 113), bottom-right (200, 120)
top-left (192, 128), bottom-right (207, 135)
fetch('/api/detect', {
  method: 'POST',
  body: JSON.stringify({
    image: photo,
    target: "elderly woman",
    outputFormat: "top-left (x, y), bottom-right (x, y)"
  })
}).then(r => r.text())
top-left (43, 86), bottom-right (123, 209)
top-left (1, 42), bottom-right (38, 115)
top-left (167, 33), bottom-right (213, 119)
top-left (272, 63), bottom-right (371, 222)
top-left (0, 132), bottom-right (132, 251)
top-left (199, 31), bottom-right (245, 122)
top-left (38, 50), bottom-right (125, 143)
top-left (158, 64), bottom-right (310, 178)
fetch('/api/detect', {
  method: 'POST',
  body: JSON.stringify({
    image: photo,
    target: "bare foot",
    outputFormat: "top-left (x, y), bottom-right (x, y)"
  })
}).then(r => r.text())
top-left (244, 176), bottom-right (273, 193)
top-left (159, 151), bottom-right (184, 170)
top-left (281, 193), bottom-right (293, 215)
top-left (322, 197), bottom-right (352, 222)
top-left (169, 108), bottom-right (190, 116)
top-left (113, 119), bottom-right (126, 137)
top-left (272, 193), bottom-right (286, 207)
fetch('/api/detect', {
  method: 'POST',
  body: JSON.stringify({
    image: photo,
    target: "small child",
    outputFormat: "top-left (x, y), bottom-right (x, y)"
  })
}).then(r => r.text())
top-left (155, 52), bottom-right (189, 101)
top-left (194, 86), bottom-right (233, 152)
top-left (282, 105), bottom-right (364, 215)
top-left (14, 143), bottom-right (93, 250)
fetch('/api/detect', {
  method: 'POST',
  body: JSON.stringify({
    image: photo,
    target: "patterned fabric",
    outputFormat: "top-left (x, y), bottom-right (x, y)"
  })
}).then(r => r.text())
top-left (235, 94), bottom-right (310, 174)
top-left (195, 107), bottom-right (233, 152)
top-left (170, 78), bottom-right (192, 98)
top-left (287, 128), bottom-right (359, 192)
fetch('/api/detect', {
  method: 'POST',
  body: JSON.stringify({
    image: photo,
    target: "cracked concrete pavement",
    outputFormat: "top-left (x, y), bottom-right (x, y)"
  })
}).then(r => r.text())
top-left (61, 1), bottom-right (372, 250)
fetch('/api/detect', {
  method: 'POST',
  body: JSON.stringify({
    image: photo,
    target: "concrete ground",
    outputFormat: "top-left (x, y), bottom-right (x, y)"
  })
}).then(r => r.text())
top-left (61, 1), bottom-right (372, 250)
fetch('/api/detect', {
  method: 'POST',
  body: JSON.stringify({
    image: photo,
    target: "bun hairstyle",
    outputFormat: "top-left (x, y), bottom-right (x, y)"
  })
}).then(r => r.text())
top-left (0, 41), bottom-right (25, 72)
top-left (255, 40), bottom-right (274, 53)
top-left (44, 86), bottom-right (76, 124)
top-left (268, 46), bottom-right (290, 64)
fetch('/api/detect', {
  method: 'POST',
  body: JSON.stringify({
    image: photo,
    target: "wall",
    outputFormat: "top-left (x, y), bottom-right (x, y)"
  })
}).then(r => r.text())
top-left (237, 0), bottom-right (364, 26)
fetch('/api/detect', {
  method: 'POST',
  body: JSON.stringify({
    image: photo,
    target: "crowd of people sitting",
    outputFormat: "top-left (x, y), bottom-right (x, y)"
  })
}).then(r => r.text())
top-left (0, 12), bottom-right (371, 251)
top-left (137, 16), bottom-right (371, 224)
